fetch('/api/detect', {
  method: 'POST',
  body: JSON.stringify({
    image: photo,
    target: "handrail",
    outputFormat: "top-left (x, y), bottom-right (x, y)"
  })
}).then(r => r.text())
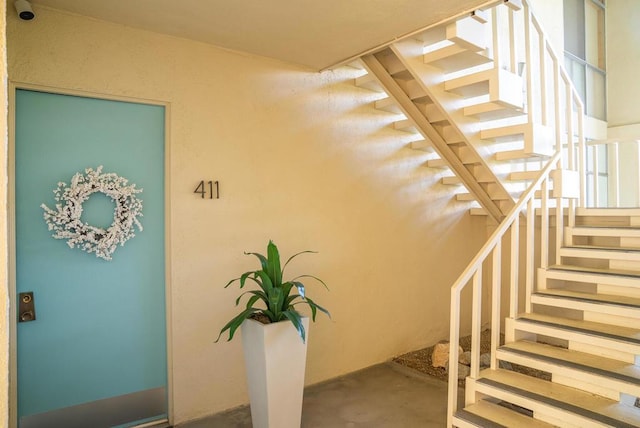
top-left (450, 152), bottom-right (560, 295)
top-left (446, 152), bottom-right (561, 426)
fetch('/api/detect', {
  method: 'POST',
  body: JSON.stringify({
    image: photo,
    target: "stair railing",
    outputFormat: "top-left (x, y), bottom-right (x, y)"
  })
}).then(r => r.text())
top-left (584, 138), bottom-right (640, 208)
top-left (446, 0), bottom-right (586, 426)
top-left (446, 152), bottom-right (560, 427)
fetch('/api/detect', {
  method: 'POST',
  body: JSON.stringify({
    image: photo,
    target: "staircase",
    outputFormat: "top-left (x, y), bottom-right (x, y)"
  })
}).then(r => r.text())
top-left (350, 0), bottom-right (640, 426)
top-left (455, 208), bottom-right (640, 427)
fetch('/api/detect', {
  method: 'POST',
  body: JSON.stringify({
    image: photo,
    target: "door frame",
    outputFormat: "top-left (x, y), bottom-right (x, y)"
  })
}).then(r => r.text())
top-left (7, 81), bottom-right (174, 428)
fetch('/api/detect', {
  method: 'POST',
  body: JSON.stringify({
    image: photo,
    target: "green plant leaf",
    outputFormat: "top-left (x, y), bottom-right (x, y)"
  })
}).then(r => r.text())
top-left (294, 297), bottom-right (331, 322)
top-left (234, 290), bottom-right (268, 307)
top-left (282, 250), bottom-right (317, 275)
top-left (245, 251), bottom-right (268, 271)
top-left (282, 309), bottom-right (306, 343)
top-left (262, 309), bottom-right (277, 322)
top-left (244, 294), bottom-right (263, 310)
top-left (266, 240), bottom-right (282, 287)
top-left (269, 287), bottom-right (282, 317)
top-left (225, 271), bottom-right (261, 289)
top-left (215, 307), bottom-right (260, 342)
top-left (284, 294), bottom-right (301, 307)
top-left (218, 241), bottom-right (329, 344)
top-left (292, 280), bottom-right (305, 299)
top-left (233, 287), bottom-right (264, 309)
top-left (291, 274), bottom-right (329, 290)
top-left (281, 281), bottom-right (294, 303)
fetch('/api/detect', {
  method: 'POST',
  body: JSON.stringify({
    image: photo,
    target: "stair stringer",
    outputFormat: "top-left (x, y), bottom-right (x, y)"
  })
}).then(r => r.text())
top-left (361, 53), bottom-right (508, 222)
top-left (390, 38), bottom-right (534, 200)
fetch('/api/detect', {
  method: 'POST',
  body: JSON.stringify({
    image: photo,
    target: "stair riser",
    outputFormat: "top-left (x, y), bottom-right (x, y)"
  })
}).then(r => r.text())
top-left (576, 216), bottom-right (640, 228)
top-left (567, 234), bottom-right (640, 250)
top-left (572, 236), bottom-right (640, 250)
top-left (539, 268), bottom-right (640, 294)
top-left (506, 318), bottom-right (640, 357)
top-left (496, 349), bottom-right (640, 399)
top-left (583, 311), bottom-right (639, 329)
top-left (598, 284), bottom-right (640, 299)
top-left (569, 341), bottom-right (637, 365)
top-left (560, 255), bottom-right (640, 274)
top-left (458, 400), bottom-right (556, 427)
top-left (530, 295), bottom-right (640, 321)
top-left (471, 380), bottom-right (608, 428)
top-left (552, 374), bottom-right (621, 401)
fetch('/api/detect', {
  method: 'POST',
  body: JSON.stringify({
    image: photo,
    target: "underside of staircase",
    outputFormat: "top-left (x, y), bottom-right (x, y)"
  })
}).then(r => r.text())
top-left (350, 0), bottom-right (640, 426)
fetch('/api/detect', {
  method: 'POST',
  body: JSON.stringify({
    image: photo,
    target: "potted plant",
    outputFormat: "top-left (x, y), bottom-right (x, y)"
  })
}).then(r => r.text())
top-left (216, 240), bottom-right (330, 428)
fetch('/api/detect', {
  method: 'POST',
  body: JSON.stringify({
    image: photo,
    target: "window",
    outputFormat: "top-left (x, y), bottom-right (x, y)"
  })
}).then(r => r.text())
top-left (563, 0), bottom-right (606, 120)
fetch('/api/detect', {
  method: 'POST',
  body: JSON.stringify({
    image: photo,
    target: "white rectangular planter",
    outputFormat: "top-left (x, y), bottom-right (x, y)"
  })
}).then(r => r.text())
top-left (241, 317), bottom-right (309, 428)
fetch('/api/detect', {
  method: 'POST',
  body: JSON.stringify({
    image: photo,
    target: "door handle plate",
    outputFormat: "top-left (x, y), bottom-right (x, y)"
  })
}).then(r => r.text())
top-left (18, 292), bottom-right (36, 322)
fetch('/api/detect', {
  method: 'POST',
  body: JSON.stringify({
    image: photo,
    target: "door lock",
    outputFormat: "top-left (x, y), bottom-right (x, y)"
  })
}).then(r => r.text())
top-left (18, 292), bottom-right (36, 322)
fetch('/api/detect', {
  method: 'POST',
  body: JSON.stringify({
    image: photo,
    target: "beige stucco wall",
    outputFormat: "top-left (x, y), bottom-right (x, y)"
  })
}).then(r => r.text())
top-left (606, 0), bottom-right (640, 206)
top-left (6, 6), bottom-right (486, 424)
top-left (1, 0), bottom-right (9, 427)
top-left (607, 0), bottom-right (640, 128)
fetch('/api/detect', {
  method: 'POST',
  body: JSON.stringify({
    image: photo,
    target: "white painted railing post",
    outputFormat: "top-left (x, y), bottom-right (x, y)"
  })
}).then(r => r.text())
top-left (508, 6), bottom-right (517, 74)
top-left (447, 287), bottom-right (461, 428)
top-left (490, 242), bottom-right (502, 370)
top-left (471, 268), bottom-right (482, 381)
top-left (611, 142), bottom-right (620, 208)
top-left (551, 48), bottom-right (563, 266)
top-left (509, 216), bottom-right (520, 318)
top-left (491, 7), bottom-right (501, 69)
top-left (593, 145), bottom-right (600, 207)
top-left (523, 3), bottom-right (534, 123)
top-left (578, 100), bottom-right (586, 209)
top-left (540, 177), bottom-right (549, 269)
top-left (538, 31), bottom-right (548, 126)
top-left (525, 198), bottom-right (534, 313)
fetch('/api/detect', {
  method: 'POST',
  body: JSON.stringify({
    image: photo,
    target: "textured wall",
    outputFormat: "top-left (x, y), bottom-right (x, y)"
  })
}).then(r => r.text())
top-left (607, 0), bottom-right (640, 128)
top-left (6, 6), bottom-right (486, 424)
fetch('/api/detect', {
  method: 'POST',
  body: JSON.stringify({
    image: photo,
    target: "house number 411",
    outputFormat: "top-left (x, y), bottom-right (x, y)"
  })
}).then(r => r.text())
top-left (194, 180), bottom-right (220, 199)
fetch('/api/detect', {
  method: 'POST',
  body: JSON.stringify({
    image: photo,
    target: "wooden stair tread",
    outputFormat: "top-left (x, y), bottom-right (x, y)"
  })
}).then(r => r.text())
top-left (516, 312), bottom-right (640, 344)
top-left (508, 170), bottom-right (541, 181)
top-left (477, 369), bottom-right (640, 427)
top-left (444, 69), bottom-right (492, 97)
top-left (566, 244), bottom-right (640, 252)
top-left (470, 207), bottom-right (488, 216)
top-left (499, 340), bottom-right (640, 386)
top-left (569, 226), bottom-right (640, 239)
top-left (534, 288), bottom-right (640, 309)
top-left (549, 264), bottom-right (640, 278)
top-left (423, 47), bottom-right (492, 73)
top-left (455, 399), bottom-right (554, 427)
top-left (494, 149), bottom-right (540, 161)
top-left (560, 246), bottom-right (640, 261)
top-left (464, 101), bottom-right (525, 120)
top-left (577, 208), bottom-right (640, 217)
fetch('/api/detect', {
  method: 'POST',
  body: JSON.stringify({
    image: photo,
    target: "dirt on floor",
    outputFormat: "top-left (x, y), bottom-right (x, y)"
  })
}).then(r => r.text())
top-left (392, 329), bottom-right (551, 385)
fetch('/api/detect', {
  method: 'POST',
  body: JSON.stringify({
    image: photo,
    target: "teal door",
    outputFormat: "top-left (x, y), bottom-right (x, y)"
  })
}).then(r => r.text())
top-left (14, 90), bottom-right (167, 427)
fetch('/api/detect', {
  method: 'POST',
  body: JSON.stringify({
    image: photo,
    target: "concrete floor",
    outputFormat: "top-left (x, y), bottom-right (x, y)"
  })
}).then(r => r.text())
top-left (177, 363), bottom-right (464, 428)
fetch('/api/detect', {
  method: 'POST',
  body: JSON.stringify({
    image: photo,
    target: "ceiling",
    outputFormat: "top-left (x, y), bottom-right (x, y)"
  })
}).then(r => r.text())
top-left (28, 0), bottom-right (489, 70)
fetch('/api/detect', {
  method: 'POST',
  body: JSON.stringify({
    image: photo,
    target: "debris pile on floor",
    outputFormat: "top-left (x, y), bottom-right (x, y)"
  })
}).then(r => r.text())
top-left (392, 329), bottom-right (547, 385)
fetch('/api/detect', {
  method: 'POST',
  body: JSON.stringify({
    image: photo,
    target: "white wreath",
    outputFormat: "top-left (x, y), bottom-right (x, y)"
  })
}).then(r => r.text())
top-left (41, 166), bottom-right (143, 261)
